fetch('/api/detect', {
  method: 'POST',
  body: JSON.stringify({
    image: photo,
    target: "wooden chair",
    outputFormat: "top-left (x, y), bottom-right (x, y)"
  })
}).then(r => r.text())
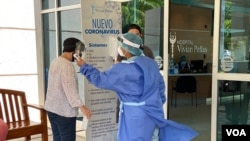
top-left (0, 88), bottom-right (48, 141)
top-left (173, 76), bottom-right (197, 107)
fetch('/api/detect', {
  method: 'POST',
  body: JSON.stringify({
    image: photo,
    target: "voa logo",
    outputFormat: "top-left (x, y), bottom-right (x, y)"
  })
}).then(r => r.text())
top-left (226, 129), bottom-right (246, 136)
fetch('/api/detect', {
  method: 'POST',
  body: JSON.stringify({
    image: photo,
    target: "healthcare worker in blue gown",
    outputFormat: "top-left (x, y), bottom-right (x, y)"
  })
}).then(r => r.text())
top-left (76, 33), bottom-right (198, 141)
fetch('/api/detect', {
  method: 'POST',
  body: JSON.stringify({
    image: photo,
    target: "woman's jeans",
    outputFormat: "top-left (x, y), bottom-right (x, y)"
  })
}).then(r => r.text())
top-left (47, 111), bottom-right (77, 141)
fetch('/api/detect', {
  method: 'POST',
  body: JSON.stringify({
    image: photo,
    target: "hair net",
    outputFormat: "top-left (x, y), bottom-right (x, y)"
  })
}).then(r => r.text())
top-left (118, 33), bottom-right (143, 56)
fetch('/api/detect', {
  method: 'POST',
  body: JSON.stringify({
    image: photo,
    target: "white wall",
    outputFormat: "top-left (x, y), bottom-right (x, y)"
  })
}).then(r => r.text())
top-left (0, 0), bottom-right (40, 121)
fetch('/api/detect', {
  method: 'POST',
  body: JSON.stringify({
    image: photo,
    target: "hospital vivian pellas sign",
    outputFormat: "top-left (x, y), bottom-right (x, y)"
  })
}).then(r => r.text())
top-left (222, 125), bottom-right (250, 141)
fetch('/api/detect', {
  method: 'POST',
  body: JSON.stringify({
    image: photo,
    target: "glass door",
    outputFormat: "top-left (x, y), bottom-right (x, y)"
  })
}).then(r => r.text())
top-left (213, 0), bottom-right (250, 140)
top-left (167, 1), bottom-right (214, 141)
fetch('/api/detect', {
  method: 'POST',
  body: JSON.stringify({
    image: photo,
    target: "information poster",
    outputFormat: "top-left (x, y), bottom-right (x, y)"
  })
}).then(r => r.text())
top-left (81, 0), bottom-right (121, 141)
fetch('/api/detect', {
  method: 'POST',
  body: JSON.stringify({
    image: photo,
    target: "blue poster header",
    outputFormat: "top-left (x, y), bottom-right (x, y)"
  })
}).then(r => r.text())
top-left (85, 18), bottom-right (120, 34)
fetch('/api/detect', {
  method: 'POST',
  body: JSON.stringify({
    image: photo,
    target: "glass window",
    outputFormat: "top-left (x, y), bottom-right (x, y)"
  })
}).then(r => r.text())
top-left (0, 0), bottom-right (35, 28)
top-left (43, 13), bottom-right (56, 90)
top-left (42, 0), bottom-right (55, 9)
top-left (0, 75), bottom-right (39, 102)
top-left (0, 75), bottom-right (40, 121)
top-left (58, 0), bottom-right (80, 7)
top-left (0, 0), bottom-right (40, 121)
top-left (217, 80), bottom-right (250, 140)
top-left (0, 29), bottom-right (37, 74)
top-left (168, 1), bottom-right (214, 141)
top-left (219, 0), bottom-right (250, 73)
top-left (42, 1), bottom-right (83, 119)
top-left (169, 3), bottom-right (213, 74)
top-left (121, 0), bottom-right (164, 61)
top-left (59, 9), bottom-right (82, 52)
top-left (58, 8), bottom-right (84, 117)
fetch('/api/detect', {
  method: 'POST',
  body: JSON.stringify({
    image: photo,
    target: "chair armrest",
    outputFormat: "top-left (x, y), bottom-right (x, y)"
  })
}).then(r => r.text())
top-left (25, 104), bottom-right (47, 124)
top-left (26, 104), bottom-right (45, 110)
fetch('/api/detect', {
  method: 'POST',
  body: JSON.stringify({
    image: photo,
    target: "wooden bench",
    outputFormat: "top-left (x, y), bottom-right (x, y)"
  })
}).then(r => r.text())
top-left (0, 88), bottom-right (48, 141)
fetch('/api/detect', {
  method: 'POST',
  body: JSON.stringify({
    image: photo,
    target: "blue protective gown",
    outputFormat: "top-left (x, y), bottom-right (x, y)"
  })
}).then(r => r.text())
top-left (80, 56), bottom-right (198, 141)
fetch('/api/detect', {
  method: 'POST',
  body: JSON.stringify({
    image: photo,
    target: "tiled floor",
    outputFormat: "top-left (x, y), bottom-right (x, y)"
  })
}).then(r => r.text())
top-left (168, 102), bottom-right (211, 141)
top-left (6, 98), bottom-right (250, 141)
top-left (7, 101), bottom-right (211, 141)
top-left (6, 128), bottom-right (86, 141)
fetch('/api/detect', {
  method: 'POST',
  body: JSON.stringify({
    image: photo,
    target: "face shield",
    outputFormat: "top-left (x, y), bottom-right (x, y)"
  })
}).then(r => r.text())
top-left (73, 41), bottom-right (85, 61)
top-left (75, 41), bottom-right (85, 57)
top-left (117, 34), bottom-right (144, 56)
top-left (117, 34), bottom-right (143, 50)
top-left (108, 36), bottom-right (119, 61)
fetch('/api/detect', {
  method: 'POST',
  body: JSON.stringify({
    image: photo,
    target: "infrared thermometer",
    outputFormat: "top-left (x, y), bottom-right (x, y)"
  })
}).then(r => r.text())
top-left (73, 53), bottom-right (80, 61)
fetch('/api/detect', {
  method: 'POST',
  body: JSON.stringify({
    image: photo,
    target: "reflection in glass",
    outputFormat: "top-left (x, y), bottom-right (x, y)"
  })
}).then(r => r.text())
top-left (217, 80), bottom-right (250, 140)
top-left (219, 0), bottom-right (250, 73)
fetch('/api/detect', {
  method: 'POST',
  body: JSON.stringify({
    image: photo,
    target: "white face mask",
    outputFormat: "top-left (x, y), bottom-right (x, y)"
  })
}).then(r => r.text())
top-left (117, 47), bottom-right (125, 57)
